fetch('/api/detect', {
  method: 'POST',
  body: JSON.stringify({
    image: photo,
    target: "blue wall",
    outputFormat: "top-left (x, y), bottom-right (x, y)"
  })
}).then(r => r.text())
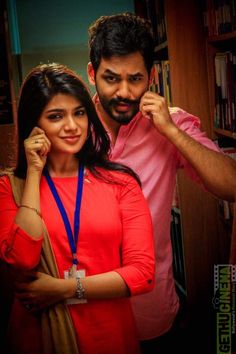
top-left (15, 0), bottom-right (135, 86)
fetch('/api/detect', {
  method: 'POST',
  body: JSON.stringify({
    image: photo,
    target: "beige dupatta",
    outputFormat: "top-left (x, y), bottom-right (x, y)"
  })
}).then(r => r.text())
top-left (7, 173), bottom-right (79, 354)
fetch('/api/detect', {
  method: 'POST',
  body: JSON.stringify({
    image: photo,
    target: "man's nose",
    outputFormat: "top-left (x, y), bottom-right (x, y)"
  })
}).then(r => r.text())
top-left (116, 81), bottom-right (131, 99)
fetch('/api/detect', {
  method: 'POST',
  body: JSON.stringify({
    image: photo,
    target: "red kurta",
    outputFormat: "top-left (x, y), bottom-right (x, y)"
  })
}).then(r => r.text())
top-left (0, 169), bottom-right (154, 354)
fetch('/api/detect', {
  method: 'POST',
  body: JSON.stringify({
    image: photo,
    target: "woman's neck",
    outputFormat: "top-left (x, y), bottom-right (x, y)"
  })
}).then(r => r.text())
top-left (46, 154), bottom-right (79, 177)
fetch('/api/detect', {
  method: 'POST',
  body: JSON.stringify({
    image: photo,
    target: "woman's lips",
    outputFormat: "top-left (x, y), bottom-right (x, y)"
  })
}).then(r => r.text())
top-left (61, 136), bottom-right (80, 143)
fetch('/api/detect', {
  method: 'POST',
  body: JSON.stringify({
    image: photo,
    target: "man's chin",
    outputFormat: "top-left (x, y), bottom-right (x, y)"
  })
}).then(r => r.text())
top-left (112, 115), bottom-right (134, 125)
top-left (111, 109), bottom-right (139, 125)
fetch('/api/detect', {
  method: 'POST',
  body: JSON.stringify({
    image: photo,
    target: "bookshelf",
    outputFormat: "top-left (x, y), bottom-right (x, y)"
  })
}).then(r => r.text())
top-left (135, 0), bottom-right (187, 298)
top-left (0, 3), bottom-right (18, 347)
top-left (204, 0), bottom-right (236, 232)
top-left (0, 1), bottom-right (17, 169)
top-left (135, 0), bottom-right (234, 352)
top-left (206, 36), bottom-right (236, 136)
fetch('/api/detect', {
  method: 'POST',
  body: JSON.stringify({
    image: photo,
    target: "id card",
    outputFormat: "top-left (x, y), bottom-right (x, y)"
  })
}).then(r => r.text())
top-left (64, 269), bottom-right (87, 304)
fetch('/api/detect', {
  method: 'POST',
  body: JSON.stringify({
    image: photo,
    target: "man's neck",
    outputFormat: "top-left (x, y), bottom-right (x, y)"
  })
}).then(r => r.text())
top-left (95, 101), bottom-right (121, 145)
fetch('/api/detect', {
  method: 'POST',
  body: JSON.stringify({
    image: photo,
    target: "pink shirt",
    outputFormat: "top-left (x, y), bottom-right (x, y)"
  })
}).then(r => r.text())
top-left (97, 104), bottom-right (220, 340)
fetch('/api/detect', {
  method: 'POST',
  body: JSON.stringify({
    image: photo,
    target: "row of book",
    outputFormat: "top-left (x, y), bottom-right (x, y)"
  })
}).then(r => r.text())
top-left (203, 0), bottom-right (236, 36)
top-left (150, 60), bottom-right (172, 106)
top-left (0, 31), bottom-right (14, 125)
top-left (216, 143), bottom-right (236, 219)
top-left (214, 51), bottom-right (236, 132)
top-left (215, 138), bottom-right (236, 221)
top-left (144, 0), bottom-right (167, 46)
top-left (154, 0), bottom-right (167, 46)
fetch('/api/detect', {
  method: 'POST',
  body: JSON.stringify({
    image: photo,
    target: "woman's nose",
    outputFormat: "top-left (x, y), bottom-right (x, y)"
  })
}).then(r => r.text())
top-left (64, 116), bottom-right (78, 130)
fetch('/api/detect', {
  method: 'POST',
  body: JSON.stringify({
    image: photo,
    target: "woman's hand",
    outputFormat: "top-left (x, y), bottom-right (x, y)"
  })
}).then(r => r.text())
top-left (24, 127), bottom-right (51, 173)
top-left (15, 271), bottom-right (75, 312)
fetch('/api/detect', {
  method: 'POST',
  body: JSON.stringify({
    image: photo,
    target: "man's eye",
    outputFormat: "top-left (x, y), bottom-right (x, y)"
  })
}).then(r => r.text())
top-left (105, 76), bottom-right (119, 83)
top-left (130, 76), bottom-right (142, 82)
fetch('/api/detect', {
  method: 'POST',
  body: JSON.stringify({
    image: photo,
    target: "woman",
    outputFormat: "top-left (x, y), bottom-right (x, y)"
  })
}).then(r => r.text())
top-left (0, 63), bottom-right (154, 354)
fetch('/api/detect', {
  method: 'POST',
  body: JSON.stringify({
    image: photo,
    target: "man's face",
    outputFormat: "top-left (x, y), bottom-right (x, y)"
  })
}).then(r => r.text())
top-left (94, 52), bottom-right (150, 125)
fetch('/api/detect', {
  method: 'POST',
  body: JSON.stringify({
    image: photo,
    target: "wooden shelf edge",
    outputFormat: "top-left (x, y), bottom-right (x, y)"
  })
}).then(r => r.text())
top-left (154, 40), bottom-right (168, 52)
top-left (214, 128), bottom-right (236, 140)
top-left (207, 31), bottom-right (236, 43)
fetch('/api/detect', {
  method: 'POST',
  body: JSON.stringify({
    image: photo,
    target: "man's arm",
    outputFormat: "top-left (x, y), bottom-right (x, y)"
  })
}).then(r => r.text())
top-left (164, 125), bottom-right (236, 202)
top-left (140, 91), bottom-right (236, 202)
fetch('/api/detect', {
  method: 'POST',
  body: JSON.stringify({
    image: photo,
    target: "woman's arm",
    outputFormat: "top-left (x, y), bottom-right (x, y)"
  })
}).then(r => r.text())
top-left (0, 127), bottom-right (50, 269)
top-left (0, 175), bottom-right (43, 269)
top-left (15, 174), bottom-right (155, 308)
top-left (14, 127), bottom-right (51, 238)
top-left (15, 270), bottom-right (129, 311)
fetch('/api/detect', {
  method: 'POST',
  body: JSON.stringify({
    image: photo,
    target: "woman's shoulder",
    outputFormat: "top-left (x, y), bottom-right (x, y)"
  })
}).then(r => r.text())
top-left (87, 167), bottom-right (140, 190)
top-left (0, 171), bottom-right (12, 191)
top-left (0, 170), bottom-right (24, 192)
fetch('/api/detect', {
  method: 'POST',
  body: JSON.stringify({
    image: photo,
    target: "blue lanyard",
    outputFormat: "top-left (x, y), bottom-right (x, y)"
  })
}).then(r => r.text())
top-left (44, 164), bottom-right (84, 266)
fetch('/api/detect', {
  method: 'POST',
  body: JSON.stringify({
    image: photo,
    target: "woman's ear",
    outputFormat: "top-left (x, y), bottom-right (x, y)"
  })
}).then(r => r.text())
top-left (87, 62), bottom-right (95, 85)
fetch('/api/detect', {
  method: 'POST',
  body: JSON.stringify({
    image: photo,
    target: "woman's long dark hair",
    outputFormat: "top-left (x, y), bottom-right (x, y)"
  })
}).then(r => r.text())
top-left (14, 63), bottom-right (140, 185)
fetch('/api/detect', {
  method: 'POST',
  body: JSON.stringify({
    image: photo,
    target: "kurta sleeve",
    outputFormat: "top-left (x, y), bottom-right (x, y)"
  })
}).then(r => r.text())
top-left (0, 176), bottom-right (43, 269)
top-left (114, 175), bottom-right (155, 296)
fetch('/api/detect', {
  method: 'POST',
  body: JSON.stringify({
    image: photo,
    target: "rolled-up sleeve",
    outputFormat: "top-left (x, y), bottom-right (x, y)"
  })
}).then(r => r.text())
top-left (0, 176), bottom-right (43, 270)
top-left (171, 107), bottom-right (222, 182)
top-left (114, 175), bottom-right (155, 296)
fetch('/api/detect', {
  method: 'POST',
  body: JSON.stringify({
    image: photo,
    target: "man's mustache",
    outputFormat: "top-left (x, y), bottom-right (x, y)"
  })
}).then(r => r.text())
top-left (109, 98), bottom-right (140, 105)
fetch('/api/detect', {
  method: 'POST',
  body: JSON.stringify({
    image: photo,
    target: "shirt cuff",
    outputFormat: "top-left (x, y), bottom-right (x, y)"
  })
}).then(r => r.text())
top-left (1, 223), bottom-right (43, 270)
top-left (115, 266), bottom-right (155, 296)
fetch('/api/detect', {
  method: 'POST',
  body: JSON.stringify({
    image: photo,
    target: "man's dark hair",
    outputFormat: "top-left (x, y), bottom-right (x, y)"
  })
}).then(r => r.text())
top-left (88, 12), bottom-right (154, 75)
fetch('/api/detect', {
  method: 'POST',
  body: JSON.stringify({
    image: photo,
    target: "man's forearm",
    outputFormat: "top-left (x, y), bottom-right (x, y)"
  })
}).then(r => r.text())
top-left (164, 125), bottom-right (236, 202)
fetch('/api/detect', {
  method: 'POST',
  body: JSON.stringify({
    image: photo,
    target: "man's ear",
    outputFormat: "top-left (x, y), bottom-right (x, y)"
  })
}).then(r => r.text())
top-left (149, 66), bottom-right (155, 87)
top-left (87, 62), bottom-right (95, 85)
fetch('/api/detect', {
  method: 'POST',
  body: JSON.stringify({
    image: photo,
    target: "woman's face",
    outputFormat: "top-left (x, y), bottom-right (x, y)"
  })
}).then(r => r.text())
top-left (38, 93), bottom-right (88, 156)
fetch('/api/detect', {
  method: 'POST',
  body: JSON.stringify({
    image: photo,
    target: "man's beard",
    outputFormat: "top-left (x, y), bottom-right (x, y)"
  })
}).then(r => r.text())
top-left (99, 96), bottom-right (140, 125)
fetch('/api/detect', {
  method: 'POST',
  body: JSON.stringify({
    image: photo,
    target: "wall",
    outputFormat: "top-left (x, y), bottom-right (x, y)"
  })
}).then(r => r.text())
top-left (16, 0), bottom-right (134, 85)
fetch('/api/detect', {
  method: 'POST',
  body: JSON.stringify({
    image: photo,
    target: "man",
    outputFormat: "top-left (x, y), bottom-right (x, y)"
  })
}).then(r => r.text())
top-left (87, 12), bottom-right (236, 353)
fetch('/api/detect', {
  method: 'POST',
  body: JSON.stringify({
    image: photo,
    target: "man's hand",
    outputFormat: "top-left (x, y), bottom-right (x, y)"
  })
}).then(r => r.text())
top-left (140, 91), bottom-right (177, 136)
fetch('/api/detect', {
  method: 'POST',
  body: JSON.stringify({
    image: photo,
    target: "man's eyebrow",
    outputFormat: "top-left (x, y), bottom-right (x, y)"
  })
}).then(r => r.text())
top-left (128, 73), bottom-right (144, 77)
top-left (103, 69), bottom-right (144, 77)
top-left (103, 69), bottom-right (120, 77)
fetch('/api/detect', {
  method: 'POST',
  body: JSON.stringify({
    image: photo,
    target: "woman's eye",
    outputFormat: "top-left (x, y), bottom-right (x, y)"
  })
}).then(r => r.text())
top-left (75, 109), bottom-right (86, 116)
top-left (47, 113), bottom-right (62, 120)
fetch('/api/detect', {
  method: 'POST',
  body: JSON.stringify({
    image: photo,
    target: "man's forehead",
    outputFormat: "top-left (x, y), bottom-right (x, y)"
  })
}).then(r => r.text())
top-left (99, 54), bottom-right (147, 75)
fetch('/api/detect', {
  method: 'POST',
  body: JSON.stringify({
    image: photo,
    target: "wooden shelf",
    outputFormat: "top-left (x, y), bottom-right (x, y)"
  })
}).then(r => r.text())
top-left (154, 40), bottom-right (168, 52)
top-left (214, 128), bottom-right (236, 140)
top-left (207, 30), bottom-right (236, 43)
top-left (154, 40), bottom-right (168, 60)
